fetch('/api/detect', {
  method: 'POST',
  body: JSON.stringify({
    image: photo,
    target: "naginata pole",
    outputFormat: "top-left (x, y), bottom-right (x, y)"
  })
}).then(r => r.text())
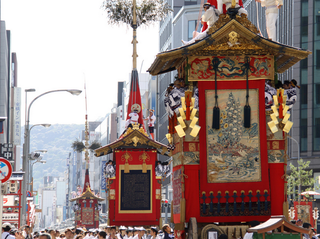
top-left (132, 0), bottom-right (138, 70)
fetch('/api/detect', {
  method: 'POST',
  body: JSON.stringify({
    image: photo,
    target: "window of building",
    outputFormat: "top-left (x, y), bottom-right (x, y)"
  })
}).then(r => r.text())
top-left (300, 116), bottom-right (308, 152)
top-left (316, 84), bottom-right (320, 104)
top-left (300, 0), bottom-right (308, 152)
top-left (188, 20), bottom-right (197, 40)
top-left (185, 0), bottom-right (197, 5)
top-left (314, 0), bottom-right (320, 151)
top-left (301, 0), bottom-right (308, 43)
top-left (317, 50), bottom-right (320, 69)
top-left (301, 17), bottom-right (308, 37)
top-left (300, 84), bottom-right (308, 106)
top-left (314, 118), bottom-right (320, 151)
top-left (300, 58), bottom-right (307, 69)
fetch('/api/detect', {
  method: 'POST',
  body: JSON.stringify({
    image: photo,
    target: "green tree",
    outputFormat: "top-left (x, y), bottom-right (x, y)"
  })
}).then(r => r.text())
top-left (287, 158), bottom-right (316, 201)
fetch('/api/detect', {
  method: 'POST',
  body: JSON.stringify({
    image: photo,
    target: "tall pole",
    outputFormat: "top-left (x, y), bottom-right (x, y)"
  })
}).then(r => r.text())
top-left (132, 0), bottom-right (138, 70)
top-left (20, 89), bottom-right (81, 226)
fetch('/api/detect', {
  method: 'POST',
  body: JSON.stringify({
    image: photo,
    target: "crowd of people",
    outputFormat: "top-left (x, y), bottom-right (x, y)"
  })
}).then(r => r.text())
top-left (1, 223), bottom-right (174, 239)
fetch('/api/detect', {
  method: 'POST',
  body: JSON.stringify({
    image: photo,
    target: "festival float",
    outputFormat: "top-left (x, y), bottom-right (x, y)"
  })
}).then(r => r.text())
top-left (94, 0), bottom-right (171, 227)
top-left (94, 66), bottom-right (171, 226)
top-left (70, 88), bottom-right (104, 229)
top-left (147, 0), bottom-right (311, 238)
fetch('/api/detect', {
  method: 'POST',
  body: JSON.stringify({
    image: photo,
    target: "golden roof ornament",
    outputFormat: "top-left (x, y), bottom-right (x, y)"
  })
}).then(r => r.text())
top-left (231, 0), bottom-right (236, 8)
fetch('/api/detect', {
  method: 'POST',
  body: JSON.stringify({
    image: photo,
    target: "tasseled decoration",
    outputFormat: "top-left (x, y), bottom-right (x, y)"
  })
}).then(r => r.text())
top-left (244, 56), bottom-right (251, 128)
top-left (212, 57), bottom-right (220, 130)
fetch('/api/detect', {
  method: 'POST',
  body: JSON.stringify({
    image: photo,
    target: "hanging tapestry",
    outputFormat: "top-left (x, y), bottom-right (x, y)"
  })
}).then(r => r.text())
top-left (188, 56), bottom-right (274, 81)
top-left (206, 89), bottom-right (261, 183)
top-left (82, 208), bottom-right (93, 224)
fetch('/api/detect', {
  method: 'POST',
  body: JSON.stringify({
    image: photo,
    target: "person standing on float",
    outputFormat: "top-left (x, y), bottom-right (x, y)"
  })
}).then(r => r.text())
top-left (255, 0), bottom-right (283, 40)
top-left (144, 109), bottom-right (156, 140)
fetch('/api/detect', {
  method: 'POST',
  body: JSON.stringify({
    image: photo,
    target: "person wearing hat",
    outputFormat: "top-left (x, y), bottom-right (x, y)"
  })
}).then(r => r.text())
top-left (117, 226), bottom-right (127, 239)
top-left (140, 228), bottom-right (146, 239)
top-left (144, 109), bottom-right (156, 140)
top-left (161, 225), bottom-right (173, 239)
top-left (2, 223), bottom-right (15, 239)
top-left (132, 228), bottom-right (143, 239)
top-left (65, 229), bottom-right (74, 239)
top-left (182, 2), bottom-right (220, 45)
top-left (125, 228), bottom-right (133, 239)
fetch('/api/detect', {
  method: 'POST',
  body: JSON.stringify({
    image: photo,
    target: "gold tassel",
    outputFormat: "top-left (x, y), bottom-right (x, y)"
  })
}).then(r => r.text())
top-left (180, 198), bottom-right (186, 223)
top-left (283, 201), bottom-right (289, 219)
top-left (125, 162), bottom-right (129, 173)
top-left (171, 200), bottom-right (174, 223)
top-left (142, 162), bottom-right (147, 173)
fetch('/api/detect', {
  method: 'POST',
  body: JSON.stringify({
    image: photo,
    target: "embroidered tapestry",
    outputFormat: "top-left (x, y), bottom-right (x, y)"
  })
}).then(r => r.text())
top-left (206, 89), bottom-right (261, 183)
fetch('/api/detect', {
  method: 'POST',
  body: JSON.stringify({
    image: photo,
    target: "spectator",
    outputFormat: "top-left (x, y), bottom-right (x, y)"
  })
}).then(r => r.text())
top-left (161, 225), bottom-right (173, 239)
top-left (98, 232), bottom-right (107, 239)
top-left (39, 234), bottom-right (52, 239)
top-left (2, 223), bottom-right (15, 239)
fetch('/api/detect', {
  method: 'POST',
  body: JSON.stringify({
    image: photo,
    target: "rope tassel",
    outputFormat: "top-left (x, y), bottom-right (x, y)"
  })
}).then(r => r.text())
top-left (244, 56), bottom-right (251, 128)
top-left (212, 57), bottom-right (220, 130)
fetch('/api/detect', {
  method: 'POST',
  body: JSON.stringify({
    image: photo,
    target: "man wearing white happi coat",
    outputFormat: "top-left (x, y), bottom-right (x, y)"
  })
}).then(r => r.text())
top-left (182, 2), bottom-right (220, 45)
top-left (255, 0), bottom-right (283, 40)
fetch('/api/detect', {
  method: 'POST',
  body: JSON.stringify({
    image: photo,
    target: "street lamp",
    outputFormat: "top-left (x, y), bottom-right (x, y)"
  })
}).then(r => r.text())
top-left (29, 150), bottom-right (47, 190)
top-left (30, 159), bottom-right (47, 195)
top-left (21, 89), bottom-right (82, 226)
top-left (29, 124), bottom-right (51, 131)
top-left (28, 124), bottom-right (51, 190)
top-left (287, 135), bottom-right (301, 202)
